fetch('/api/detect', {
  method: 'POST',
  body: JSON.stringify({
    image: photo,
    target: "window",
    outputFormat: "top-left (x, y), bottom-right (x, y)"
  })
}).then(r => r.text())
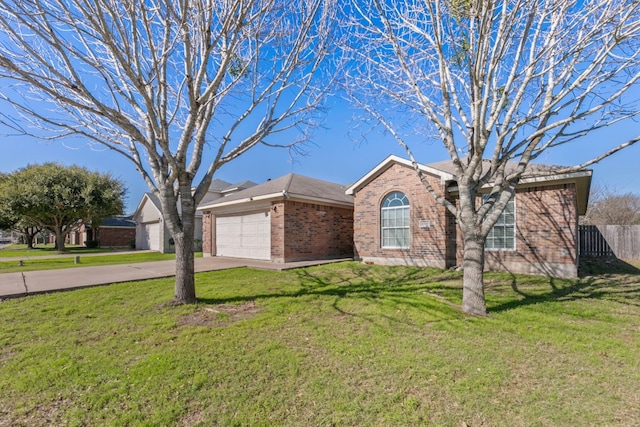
top-left (485, 196), bottom-right (515, 250)
top-left (381, 191), bottom-right (410, 248)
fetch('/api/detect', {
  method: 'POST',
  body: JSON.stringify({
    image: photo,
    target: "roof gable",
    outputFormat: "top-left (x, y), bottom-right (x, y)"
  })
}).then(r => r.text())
top-left (346, 155), bottom-right (455, 195)
top-left (132, 192), bottom-right (162, 221)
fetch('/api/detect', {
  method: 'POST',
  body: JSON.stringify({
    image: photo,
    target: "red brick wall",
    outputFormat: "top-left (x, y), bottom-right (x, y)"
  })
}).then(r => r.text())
top-left (354, 162), bottom-right (579, 277)
top-left (98, 227), bottom-right (136, 248)
top-left (202, 212), bottom-right (213, 256)
top-left (272, 200), bottom-right (354, 263)
top-left (481, 183), bottom-right (578, 277)
top-left (353, 163), bottom-right (450, 268)
top-left (271, 203), bottom-right (285, 261)
top-left (202, 202), bottom-right (353, 262)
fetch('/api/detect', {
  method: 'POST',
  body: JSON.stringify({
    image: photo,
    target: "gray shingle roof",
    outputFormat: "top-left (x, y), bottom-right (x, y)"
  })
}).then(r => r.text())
top-left (221, 180), bottom-right (257, 193)
top-left (426, 158), bottom-right (568, 178)
top-left (100, 215), bottom-right (136, 228)
top-left (139, 179), bottom-right (258, 211)
top-left (209, 179), bottom-right (233, 191)
top-left (202, 173), bottom-right (353, 208)
top-left (144, 192), bottom-right (162, 210)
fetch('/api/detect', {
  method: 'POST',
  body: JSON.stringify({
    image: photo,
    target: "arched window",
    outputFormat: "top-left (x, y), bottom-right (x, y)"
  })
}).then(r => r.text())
top-left (381, 191), bottom-right (410, 248)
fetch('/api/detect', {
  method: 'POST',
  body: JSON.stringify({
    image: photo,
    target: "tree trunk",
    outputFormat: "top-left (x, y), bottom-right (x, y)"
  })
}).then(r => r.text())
top-left (173, 230), bottom-right (196, 303)
top-left (172, 194), bottom-right (197, 304)
top-left (462, 236), bottom-right (488, 316)
top-left (22, 228), bottom-right (34, 249)
top-left (54, 228), bottom-right (66, 253)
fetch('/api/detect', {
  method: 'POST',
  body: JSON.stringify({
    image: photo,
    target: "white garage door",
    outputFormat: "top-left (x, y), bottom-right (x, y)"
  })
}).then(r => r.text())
top-left (140, 223), bottom-right (161, 251)
top-left (216, 211), bottom-right (271, 260)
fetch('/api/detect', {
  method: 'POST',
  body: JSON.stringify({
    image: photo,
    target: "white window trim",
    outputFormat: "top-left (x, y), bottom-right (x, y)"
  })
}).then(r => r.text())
top-left (484, 195), bottom-right (516, 251)
top-left (381, 192), bottom-right (410, 249)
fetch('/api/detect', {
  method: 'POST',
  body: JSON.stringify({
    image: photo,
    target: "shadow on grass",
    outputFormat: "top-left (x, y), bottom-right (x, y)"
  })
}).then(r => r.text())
top-left (196, 263), bottom-right (465, 323)
top-left (579, 257), bottom-right (640, 276)
top-left (197, 259), bottom-right (640, 318)
top-left (489, 258), bottom-right (640, 313)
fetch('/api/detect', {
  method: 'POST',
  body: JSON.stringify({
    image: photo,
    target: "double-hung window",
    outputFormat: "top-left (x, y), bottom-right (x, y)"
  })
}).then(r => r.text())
top-left (485, 196), bottom-right (516, 250)
top-left (381, 191), bottom-right (410, 249)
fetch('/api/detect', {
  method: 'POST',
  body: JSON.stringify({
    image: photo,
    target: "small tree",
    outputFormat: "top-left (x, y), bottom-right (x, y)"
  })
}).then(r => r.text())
top-left (0, 0), bottom-right (338, 303)
top-left (582, 185), bottom-right (640, 225)
top-left (343, 0), bottom-right (640, 315)
top-left (11, 222), bottom-right (43, 249)
top-left (0, 172), bottom-right (43, 248)
top-left (0, 173), bottom-right (14, 231)
top-left (0, 163), bottom-right (125, 252)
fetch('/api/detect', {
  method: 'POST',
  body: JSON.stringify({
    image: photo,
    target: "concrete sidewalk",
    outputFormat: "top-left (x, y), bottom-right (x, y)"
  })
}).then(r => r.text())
top-left (0, 256), bottom-right (351, 299)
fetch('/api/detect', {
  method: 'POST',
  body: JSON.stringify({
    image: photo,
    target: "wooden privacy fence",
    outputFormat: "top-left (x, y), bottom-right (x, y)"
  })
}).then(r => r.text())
top-left (579, 225), bottom-right (640, 259)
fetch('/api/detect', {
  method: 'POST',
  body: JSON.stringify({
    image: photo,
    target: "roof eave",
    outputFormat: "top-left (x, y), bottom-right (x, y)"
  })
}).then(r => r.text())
top-left (286, 194), bottom-right (354, 208)
top-left (447, 170), bottom-right (593, 214)
top-left (518, 170), bottom-right (592, 215)
top-left (197, 192), bottom-right (285, 210)
top-left (198, 191), bottom-right (354, 211)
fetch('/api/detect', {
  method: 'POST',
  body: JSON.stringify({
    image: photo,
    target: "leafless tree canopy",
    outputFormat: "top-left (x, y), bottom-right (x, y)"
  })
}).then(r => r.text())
top-left (0, 0), bottom-right (337, 302)
top-left (0, 0), bottom-right (336, 201)
top-left (582, 185), bottom-right (640, 225)
top-left (344, 0), bottom-right (640, 218)
top-left (342, 0), bottom-right (640, 314)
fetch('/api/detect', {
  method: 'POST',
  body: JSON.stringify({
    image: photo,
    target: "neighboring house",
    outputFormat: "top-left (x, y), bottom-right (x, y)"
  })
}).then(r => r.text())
top-left (90, 215), bottom-right (136, 248)
top-left (64, 215), bottom-right (136, 248)
top-left (133, 179), bottom-right (256, 253)
top-left (198, 174), bottom-right (354, 263)
top-left (93, 215), bottom-right (136, 248)
top-left (346, 155), bottom-right (592, 278)
top-left (133, 192), bottom-right (167, 252)
top-left (67, 223), bottom-right (85, 246)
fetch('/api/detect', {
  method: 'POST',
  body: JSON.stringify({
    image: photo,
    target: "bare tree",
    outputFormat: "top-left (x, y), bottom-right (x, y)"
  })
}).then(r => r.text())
top-left (0, 0), bottom-right (337, 303)
top-left (342, 0), bottom-right (640, 315)
top-left (582, 185), bottom-right (640, 225)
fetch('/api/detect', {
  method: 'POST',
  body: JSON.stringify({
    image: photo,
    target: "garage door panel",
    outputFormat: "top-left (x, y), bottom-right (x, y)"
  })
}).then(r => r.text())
top-left (216, 211), bottom-right (270, 260)
top-left (139, 223), bottom-right (160, 251)
top-left (146, 223), bottom-right (160, 251)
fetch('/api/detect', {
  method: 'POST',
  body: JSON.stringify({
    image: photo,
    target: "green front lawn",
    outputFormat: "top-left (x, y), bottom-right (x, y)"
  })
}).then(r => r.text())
top-left (1, 261), bottom-right (639, 426)
top-left (0, 244), bottom-right (115, 259)
top-left (0, 248), bottom-right (202, 273)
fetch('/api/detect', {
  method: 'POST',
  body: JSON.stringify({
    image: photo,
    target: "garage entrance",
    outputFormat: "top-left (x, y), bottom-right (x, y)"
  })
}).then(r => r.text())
top-left (216, 211), bottom-right (271, 260)
top-left (139, 222), bottom-right (160, 251)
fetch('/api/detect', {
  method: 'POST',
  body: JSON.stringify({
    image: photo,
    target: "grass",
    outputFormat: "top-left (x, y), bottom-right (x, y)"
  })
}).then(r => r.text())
top-left (0, 244), bottom-right (114, 258)
top-left (0, 260), bottom-right (639, 426)
top-left (0, 245), bottom-right (202, 273)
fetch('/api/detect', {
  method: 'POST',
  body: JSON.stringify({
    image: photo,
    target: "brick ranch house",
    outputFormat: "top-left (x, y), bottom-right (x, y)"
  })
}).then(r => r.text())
top-left (67, 215), bottom-right (136, 248)
top-left (90, 215), bottom-right (136, 248)
top-left (133, 179), bottom-right (256, 253)
top-left (346, 155), bottom-right (592, 278)
top-left (198, 174), bottom-right (354, 263)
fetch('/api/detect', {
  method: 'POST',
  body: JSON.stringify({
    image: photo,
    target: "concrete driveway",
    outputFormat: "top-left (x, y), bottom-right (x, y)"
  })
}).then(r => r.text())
top-left (0, 256), bottom-right (351, 299)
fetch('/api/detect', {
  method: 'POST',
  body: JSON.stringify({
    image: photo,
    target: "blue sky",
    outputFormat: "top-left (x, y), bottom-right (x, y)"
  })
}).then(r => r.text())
top-left (2, 94), bottom-right (639, 214)
top-left (1, 1), bottom-right (639, 215)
